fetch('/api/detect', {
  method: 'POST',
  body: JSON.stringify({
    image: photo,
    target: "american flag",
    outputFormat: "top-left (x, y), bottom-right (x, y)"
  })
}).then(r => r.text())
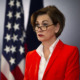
top-left (1, 0), bottom-right (26, 80)
top-left (1, 0), bottom-right (43, 79)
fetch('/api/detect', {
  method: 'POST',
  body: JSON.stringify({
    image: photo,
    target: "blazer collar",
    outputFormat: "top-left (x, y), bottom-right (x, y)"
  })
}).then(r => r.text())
top-left (36, 38), bottom-right (59, 57)
top-left (42, 40), bottom-right (64, 79)
top-left (33, 51), bottom-right (41, 80)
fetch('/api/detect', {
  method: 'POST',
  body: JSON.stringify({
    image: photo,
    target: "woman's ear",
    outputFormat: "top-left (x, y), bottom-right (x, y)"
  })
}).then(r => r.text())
top-left (55, 23), bottom-right (60, 33)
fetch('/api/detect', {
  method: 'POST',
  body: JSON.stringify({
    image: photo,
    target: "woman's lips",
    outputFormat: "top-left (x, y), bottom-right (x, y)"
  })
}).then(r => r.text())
top-left (38, 34), bottom-right (44, 37)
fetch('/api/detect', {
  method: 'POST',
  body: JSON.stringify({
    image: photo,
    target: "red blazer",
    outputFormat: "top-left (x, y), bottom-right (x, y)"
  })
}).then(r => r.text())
top-left (24, 40), bottom-right (79, 80)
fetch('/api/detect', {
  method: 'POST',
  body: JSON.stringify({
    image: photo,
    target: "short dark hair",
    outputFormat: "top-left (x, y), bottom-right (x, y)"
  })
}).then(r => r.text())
top-left (31, 5), bottom-right (65, 37)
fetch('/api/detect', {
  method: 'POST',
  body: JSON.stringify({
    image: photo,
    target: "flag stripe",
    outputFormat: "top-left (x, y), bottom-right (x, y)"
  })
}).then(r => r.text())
top-left (18, 58), bottom-right (25, 74)
top-left (12, 66), bottom-right (24, 80)
top-left (1, 55), bottom-right (15, 80)
top-left (1, 73), bottom-right (7, 80)
top-left (1, 55), bottom-right (10, 79)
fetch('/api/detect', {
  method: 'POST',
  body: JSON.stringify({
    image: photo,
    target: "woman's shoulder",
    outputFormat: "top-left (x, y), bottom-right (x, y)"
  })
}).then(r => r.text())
top-left (58, 40), bottom-right (79, 55)
top-left (26, 49), bottom-right (40, 59)
top-left (59, 41), bottom-right (79, 59)
top-left (25, 50), bottom-right (40, 64)
top-left (64, 43), bottom-right (78, 51)
top-left (59, 40), bottom-right (78, 51)
top-left (63, 43), bottom-right (79, 56)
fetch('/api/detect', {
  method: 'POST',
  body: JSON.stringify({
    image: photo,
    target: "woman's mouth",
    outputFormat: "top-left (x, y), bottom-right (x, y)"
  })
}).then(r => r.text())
top-left (38, 34), bottom-right (44, 37)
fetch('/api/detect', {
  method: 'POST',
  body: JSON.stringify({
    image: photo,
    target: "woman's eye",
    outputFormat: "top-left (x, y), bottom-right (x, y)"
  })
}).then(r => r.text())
top-left (43, 23), bottom-right (48, 27)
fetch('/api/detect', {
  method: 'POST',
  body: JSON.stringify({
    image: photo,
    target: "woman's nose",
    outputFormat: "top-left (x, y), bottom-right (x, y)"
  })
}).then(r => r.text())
top-left (37, 27), bottom-right (42, 32)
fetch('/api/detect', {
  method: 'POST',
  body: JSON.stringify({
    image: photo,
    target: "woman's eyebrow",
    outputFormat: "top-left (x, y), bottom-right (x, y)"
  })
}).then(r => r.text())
top-left (42, 20), bottom-right (48, 23)
top-left (35, 20), bottom-right (49, 24)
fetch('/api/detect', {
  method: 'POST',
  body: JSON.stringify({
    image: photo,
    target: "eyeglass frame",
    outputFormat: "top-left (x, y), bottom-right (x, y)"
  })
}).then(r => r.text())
top-left (34, 24), bottom-right (54, 31)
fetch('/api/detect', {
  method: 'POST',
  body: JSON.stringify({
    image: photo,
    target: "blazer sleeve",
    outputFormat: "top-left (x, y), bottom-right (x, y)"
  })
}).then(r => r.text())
top-left (64, 47), bottom-right (79, 80)
top-left (24, 53), bottom-right (29, 80)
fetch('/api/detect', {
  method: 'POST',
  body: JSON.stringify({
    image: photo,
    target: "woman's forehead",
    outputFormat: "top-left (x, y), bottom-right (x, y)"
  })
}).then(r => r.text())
top-left (36, 14), bottom-right (52, 23)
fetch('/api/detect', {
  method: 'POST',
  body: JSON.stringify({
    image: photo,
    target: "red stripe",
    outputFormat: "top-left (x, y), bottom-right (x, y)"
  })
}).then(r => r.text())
top-left (1, 72), bottom-right (7, 80)
top-left (11, 66), bottom-right (24, 80)
top-left (24, 43), bottom-right (28, 55)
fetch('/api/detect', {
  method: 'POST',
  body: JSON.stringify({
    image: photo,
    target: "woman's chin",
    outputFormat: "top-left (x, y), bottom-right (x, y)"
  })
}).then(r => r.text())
top-left (37, 38), bottom-right (45, 42)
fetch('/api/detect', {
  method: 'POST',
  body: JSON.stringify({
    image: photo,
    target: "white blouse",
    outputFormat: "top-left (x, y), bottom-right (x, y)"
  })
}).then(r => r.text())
top-left (36, 39), bottom-right (59, 80)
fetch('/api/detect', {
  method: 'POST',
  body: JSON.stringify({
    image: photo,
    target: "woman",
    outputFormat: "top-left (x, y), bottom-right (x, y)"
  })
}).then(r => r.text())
top-left (24, 5), bottom-right (79, 80)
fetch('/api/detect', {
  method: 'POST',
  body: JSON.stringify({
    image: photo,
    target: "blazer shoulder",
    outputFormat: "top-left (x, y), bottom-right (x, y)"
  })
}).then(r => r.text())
top-left (63, 43), bottom-right (79, 56)
top-left (26, 50), bottom-right (39, 59)
top-left (60, 42), bottom-right (79, 61)
top-left (26, 50), bottom-right (35, 57)
top-left (59, 40), bottom-right (79, 55)
top-left (64, 43), bottom-right (78, 50)
top-left (59, 40), bottom-right (78, 51)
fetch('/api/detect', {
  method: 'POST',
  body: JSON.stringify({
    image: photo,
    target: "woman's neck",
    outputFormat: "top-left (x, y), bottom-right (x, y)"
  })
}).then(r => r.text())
top-left (42, 36), bottom-right (57, 60)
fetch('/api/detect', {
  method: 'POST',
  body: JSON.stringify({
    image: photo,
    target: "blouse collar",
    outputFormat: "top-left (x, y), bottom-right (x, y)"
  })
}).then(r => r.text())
top-left (36, 38), bottom-right (59, 57)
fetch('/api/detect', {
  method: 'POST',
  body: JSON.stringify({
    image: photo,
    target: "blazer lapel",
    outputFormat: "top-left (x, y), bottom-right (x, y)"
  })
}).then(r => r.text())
top-left (43, 40), bottom-right (64, 78)
top-left (34, 51), bottom-right (41, 80)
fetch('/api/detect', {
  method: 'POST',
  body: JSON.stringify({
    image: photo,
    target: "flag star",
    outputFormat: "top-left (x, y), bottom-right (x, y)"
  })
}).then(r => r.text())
top-left (12, 34), bottom-right (18, 42)
top-left (19, 37), bottom-right (24, 43)
top-left (8, 0), bottom-right (14, 7)
top-left (5, 34), bottom-right (11, 42)
top-left (13, 23), bottom-right (19, 31)
top-left (4, 45), bottom-right (10, 53)
top-left (15, 12), bottom-right (21, 19)
top-left (16, 1), bottom-right (21, 8)
top-left (7, 11), bottom-right (13, 19)
top-left (6, 22), bottom-right (12, 30)
top-left (11, 45), bottom-right (16, 53)
top-left (9, 57), bottom-right (15, 65)
top-left (19, 46), bottom-right (24, 55)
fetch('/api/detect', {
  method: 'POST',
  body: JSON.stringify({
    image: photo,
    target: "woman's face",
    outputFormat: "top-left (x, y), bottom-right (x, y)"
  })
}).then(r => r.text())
top-left (35, 14), bottom-right (60, 42)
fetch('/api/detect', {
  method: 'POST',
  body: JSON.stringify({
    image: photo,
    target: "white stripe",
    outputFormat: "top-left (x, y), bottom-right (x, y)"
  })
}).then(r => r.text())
top-left (8, 72), bottom-right (15, 80)
top-left (22, 0), bottom-right (30, 29)
top-left (18, 58), bottom-right (25, 74)
top-left (1, 55), bottom-right (15, 80)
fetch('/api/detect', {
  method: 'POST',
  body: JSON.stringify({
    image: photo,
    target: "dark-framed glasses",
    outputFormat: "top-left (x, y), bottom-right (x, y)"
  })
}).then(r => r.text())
top-left (34, 24), bottom-right (54, 31)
